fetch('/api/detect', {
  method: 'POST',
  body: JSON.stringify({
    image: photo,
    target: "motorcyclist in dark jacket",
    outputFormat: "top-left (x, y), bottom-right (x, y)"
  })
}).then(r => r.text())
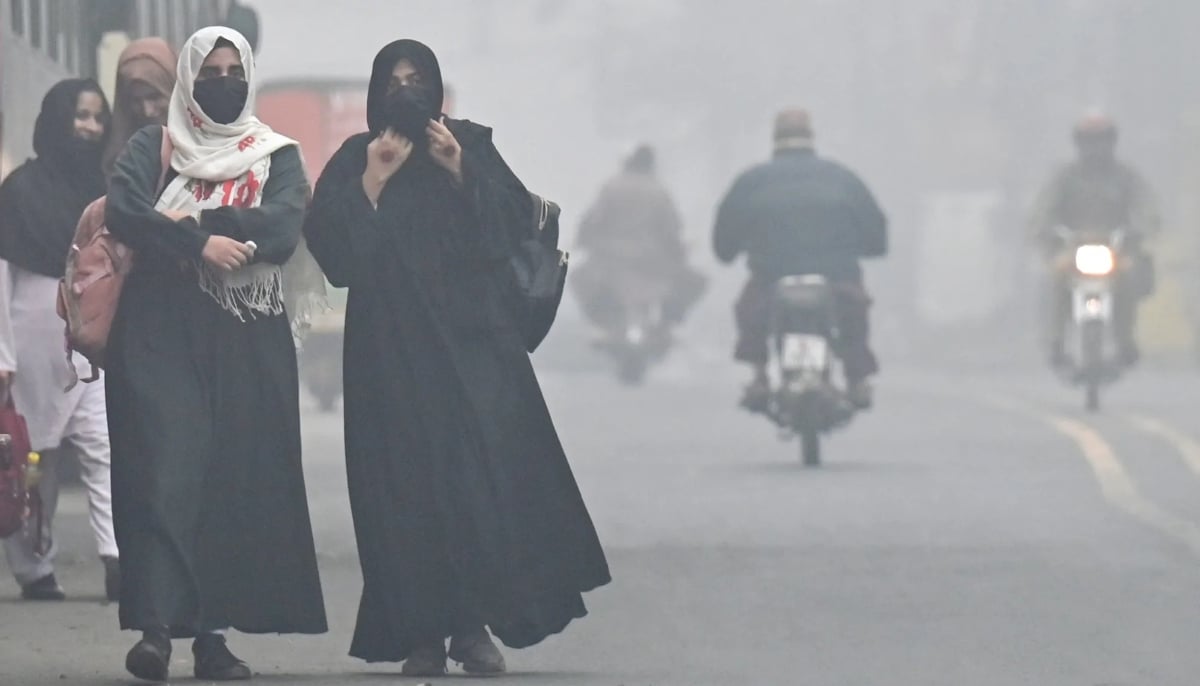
top-left (573, 146), bottom-right (706, 342)
top-left (713, 109), bottom-right (887, 409)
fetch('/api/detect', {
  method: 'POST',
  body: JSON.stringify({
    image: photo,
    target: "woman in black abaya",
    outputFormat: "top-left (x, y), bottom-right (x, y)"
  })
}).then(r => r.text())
top-left (303, 40), bottom-right (610, 677)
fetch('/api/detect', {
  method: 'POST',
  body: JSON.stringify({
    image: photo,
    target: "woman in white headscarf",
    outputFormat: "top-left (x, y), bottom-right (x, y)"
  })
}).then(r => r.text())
top-left (105, 27), bottom-right (327, 683)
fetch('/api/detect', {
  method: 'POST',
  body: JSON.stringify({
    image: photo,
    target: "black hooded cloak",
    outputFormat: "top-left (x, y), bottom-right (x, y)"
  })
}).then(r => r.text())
top-left (0, 78), bottom-right (109, 278)
top-left (303, 40), bottom-right (610, 662)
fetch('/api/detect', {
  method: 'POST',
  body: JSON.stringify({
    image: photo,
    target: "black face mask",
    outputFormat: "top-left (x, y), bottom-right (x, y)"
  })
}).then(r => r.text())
top-left (47, 136), bottom-right (106, 197)
top-left (62, 135), bottom-right (103, 161)
top-left (381, 85), bottom-right (438, 141)
top-left (193, 76), bottom-right (249, 125)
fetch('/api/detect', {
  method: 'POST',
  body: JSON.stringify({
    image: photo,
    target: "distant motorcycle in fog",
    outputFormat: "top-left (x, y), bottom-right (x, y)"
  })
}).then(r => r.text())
top-left (749, 274), bottom-right (856, 466)
top-left (300, 285), bottom-right (347, 413)
top-left (589, 275), bottom-right (674, 385)
top-left (1050, 226), bottom-right (1132, 411)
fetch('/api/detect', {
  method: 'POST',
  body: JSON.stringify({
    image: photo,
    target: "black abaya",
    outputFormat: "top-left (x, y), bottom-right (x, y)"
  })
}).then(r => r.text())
top-left (304, 43), bottom-right (609, 663)
top-left (105, 126), bottom-right (327, 638)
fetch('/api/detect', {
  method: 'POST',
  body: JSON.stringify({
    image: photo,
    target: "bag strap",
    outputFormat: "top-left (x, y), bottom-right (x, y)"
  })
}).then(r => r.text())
top-left (536, 196), bottom-right (550, 233)
top-left (155, 126), bottom-right (174, 197)
top-left (529, 193), bottom-right (561, 247)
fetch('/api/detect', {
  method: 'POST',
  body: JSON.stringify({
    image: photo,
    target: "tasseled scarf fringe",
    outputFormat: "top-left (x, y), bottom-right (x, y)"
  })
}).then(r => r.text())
top-left (198, 264), bottom-right (286, 321)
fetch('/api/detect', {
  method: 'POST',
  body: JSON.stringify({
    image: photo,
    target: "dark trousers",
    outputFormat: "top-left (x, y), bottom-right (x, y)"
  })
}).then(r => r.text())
top-left (734, 276), bottom-right (879, 384)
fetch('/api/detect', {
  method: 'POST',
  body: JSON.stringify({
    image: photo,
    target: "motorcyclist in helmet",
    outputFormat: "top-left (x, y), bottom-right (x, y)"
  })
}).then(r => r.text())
top-left (1030, 113), bottom-right (1160, 366)
top-left (574, 145), bottom-right (707, 348)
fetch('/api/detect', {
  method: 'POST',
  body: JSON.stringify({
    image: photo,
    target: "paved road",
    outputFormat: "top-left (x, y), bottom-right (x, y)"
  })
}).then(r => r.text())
top-left (4, 356), bottom-right (1200, 685)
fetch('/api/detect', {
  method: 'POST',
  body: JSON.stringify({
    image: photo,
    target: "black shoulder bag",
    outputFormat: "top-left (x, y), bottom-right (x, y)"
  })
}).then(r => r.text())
top-left (511, 193), bottom-right (568, 352)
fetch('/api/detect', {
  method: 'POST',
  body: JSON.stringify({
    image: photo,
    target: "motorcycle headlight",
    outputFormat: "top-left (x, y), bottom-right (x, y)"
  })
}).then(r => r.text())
top-left (1075, 245), bottom-right (1115, 276)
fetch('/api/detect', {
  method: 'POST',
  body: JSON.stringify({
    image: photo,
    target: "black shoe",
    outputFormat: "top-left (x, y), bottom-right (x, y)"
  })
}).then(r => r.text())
top-left (126, 631), bottom-right (171, 682)
top-left (847, 380), bottom-right (874, 410)
top-left (401, 641), bottom-right (448, 677)
top-left (102, 556), bottom-right (120, 603)
top-left (193, 634), bottom-right (252, 681)
top-left (449, 628), bottom-right (507, 675)
top-left (21, 574), bottom-right (65, 601)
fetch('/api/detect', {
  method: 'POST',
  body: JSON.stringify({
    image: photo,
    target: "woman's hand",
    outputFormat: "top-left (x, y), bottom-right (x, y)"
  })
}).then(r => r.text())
top-left (427, 117), bottom-right (463, 185)
top-left (202, 236), bottom-right (254, 272)
top-left (363, 129), bottom-right (412, 207)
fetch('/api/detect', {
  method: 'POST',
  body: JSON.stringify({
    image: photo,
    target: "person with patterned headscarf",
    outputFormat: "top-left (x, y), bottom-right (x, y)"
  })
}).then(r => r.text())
top-left (105, 26), bottom-right (327, 682)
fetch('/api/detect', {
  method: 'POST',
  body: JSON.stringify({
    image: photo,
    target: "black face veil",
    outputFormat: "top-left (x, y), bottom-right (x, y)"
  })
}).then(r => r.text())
top-left (366, 40), bottom-right (446, 138)
top-left (0, 78), bottom-right (110, 278)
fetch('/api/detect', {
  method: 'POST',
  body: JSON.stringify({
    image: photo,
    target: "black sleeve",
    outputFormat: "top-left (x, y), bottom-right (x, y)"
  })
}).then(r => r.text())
top-left (713, 171), bottom-right (755, 263)
top-left (456, 128), bottom-right (534, 261)
top-left (302, 135), bottom-right (376, 288)
top-left (105, 127), bottom-right (209, 262)
top-left (0, 167), bottom-right (37, 258)
top-left (198, 145), bottom-right (309, 265)
top-left (846, 171), bottom-right (888, 258)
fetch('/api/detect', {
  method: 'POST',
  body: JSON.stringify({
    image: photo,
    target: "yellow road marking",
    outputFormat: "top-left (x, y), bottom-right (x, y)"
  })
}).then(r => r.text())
top-left (979, 393), bottom-right (1200, 558)
top-left (1047, 416), bottom-right (1200, 557)
top-left (1126, 414), bottom-right (1200, 478)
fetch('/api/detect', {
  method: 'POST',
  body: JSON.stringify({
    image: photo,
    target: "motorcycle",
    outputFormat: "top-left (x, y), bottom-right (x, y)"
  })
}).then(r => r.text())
top-left (752, 275), bottom-right (856, 466)
top-left (1051, 227), bottom-right (1130, 412)
top-left (596, 302), bottom-right (672, 385)
top-left (587, 274), bottom-right (674, 386)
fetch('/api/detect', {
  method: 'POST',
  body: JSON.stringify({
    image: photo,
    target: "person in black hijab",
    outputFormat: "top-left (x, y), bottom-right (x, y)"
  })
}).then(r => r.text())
top-left (304, 40), bottom-right (610, 677)
top-left (0, 78), bottom-right (109, 278)
top-left (0, 79), bottom-right (119, 603)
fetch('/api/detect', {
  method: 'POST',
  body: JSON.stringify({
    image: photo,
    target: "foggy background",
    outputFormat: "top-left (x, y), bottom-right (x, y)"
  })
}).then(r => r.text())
top-left (251, 0), bottom-right (1200, 371)
top-left (12, 3), bottom-right (1200, 684)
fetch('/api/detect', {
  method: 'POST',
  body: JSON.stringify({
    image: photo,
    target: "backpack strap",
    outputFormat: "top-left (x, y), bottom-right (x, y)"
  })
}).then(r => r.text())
top-left (529, 193), bottom-right (561, 248)
top-left (155, 126), bottom-right (174, 196)
top-left (62, 341), bottom-right (98, 393)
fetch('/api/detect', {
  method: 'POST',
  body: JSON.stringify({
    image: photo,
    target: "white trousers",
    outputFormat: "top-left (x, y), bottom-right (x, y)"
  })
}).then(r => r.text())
top-left (4, 380), bottom-right (116, 586)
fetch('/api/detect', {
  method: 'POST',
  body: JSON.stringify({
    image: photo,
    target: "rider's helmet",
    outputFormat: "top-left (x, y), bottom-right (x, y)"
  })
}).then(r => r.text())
top-left (1073, 112), bottom-right (1118, 146)
top-left (624, 144), bottom-right (656, 174)
top-left (1072, 112), bottom-right (1118, 165)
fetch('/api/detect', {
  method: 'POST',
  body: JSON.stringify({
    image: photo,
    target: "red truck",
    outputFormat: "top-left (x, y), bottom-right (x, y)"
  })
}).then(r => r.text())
top-left (257, 78), bottom-right (370, 184)
top-left (258, 79), bottom-right (367, 411)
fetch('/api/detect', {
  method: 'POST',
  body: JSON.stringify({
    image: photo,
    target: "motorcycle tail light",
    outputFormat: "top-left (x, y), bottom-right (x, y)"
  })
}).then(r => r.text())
top-left (1075, 245), bottom-right (1115, 276)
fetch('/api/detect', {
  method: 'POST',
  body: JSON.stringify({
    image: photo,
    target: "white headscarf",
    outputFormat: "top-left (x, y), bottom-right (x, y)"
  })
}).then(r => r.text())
top-left (157, 26), bottom-right (326, 345)
top-left (166, 26), bottom-right (294, 179)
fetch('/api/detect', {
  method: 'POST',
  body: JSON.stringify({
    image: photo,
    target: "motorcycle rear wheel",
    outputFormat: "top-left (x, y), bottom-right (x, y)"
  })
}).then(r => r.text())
top-left (1085, 383), bottom-right (1101, 412)
top-left (801, 430), bottom-right (821, 467)
top-left (1081, 320), bottom-right (1105, 413)
top-left (616, 355), bottom-right (648, 386)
